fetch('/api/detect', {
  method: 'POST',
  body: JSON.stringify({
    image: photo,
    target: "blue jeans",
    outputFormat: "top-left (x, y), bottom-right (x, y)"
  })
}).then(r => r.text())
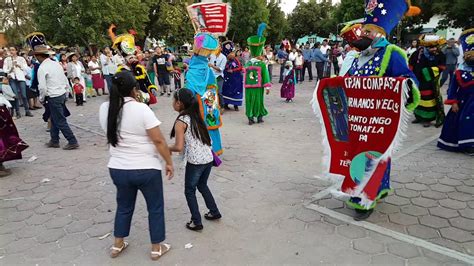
top-left (216, 76), bottom-right (224, 108)
top-left (110, 168), bottom-right (165, 244)
top-left (9, 79), bottom-right (29, 114)
top-left (48, 94), bottom-right (78, 145)
top-left (104, 74), bottom-right (113, 93)
top-left (185, 162), bottom-right (220, 225)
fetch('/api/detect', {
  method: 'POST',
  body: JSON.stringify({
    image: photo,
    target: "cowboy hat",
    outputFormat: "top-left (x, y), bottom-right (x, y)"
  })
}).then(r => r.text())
top-left (32, 45), bottom-right (55, 55)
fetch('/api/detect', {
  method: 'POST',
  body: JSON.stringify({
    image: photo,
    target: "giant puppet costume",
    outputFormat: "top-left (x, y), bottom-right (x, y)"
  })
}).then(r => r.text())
top-left (410, 34), bottom-right (447, 128)
top-left (185, 33), bottom-right (223, 155)
top-left (244, 23), bottom-right (272, 125)
top-left (184, 2), bottom-right (232, 155)
top-left (221, 40), bottom-right (244, 110)
top-left (313, 0), bottom-right (421, 221)
top-left (437, 28), bottom-right (474, 154)
top-left (108, 25), bottom-right (157, 105)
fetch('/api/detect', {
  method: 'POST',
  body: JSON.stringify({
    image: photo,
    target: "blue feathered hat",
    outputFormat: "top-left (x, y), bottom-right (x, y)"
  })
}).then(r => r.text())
top-left (25, 32), bottom-right (47, 50)
top-left (247, 23), bottom-right (267, 57)
top-left (193, 32), bottom-right (219, 57)
top-left (363, 0), bottom-right (420, 36)
top-left (459, 28), bottom-right (474, 57)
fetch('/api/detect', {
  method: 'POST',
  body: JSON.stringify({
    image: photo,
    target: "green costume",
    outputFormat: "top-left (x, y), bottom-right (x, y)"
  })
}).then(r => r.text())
top-left (244, 23), bottom-right (271, 123)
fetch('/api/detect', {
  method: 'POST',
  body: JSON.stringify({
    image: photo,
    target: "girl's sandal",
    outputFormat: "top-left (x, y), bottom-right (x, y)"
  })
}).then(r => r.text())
top-left (110, 241), bottom-right (128, 258)
top-left (151, 243), bottom-right (171, 261)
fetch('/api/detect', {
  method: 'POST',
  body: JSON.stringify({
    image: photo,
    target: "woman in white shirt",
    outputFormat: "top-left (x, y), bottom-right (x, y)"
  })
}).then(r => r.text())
top-left (88, 55), bottom-right (106, 95)
top-left (3, 47), bottom-right (33, 118)
top-left (66, 53), bottom-right (87, 102)
top-left (99, 71), bottom-right (174, 260)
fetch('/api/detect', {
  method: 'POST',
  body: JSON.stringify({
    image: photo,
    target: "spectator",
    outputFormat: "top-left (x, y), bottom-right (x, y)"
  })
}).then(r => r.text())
top-left (406, 40), bottom-right (418, 59)
top-left (145, 50), bottom-right (156, 86)
top-left (88, 55), bottom-right (106, 96)
top-left (301, 44), bottom-right (313, 81)
top-left (264, 46), bottom-right (275, 81)
top-left (209, 47), bottom-right (227, 109)
top-left (313, 42), bottom-right (329, 81)
top-left (331, 43), bottom-right (343, 76)
top-left (277, 44), bottom-right (289, 83)
top-left (440, 38), bottom-right (460, 87)
top-left (295, 50), bottom-right (304, 81)
top-left (99, 70), bottom-right (173, 260)
top-left (288, 48), bottom-right (297, 66)
top-left (35, 45), bottom-right (79, 150)
top-left (153, 47), bottom-right (171, 96)
top-left (101, 47), bottom-right (114, 93)
top-left (241, 46), bottom-right (250, 65)
top-left (3, 46), bottom-right (33, 118)
top-left (0, 49), bottom-right (5, 76)
top-left (66, 53), bottom-right (87, 102)
top-left (320, 39), bottom-right (330, 56)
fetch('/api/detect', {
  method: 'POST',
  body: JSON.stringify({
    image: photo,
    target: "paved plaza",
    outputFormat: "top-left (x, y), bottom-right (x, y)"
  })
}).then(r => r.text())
top-left (0, 76), bottom-right (473, 265)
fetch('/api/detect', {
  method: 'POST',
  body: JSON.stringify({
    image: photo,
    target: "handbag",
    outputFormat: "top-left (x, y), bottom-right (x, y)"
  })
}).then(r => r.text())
top-left (212, 151), bottom-right (222, 167)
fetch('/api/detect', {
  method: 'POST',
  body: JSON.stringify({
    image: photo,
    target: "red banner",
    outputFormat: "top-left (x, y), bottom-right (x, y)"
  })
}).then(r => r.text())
top-left (187, 3), bottom-right (231, 35)
top-left (315, 76), bottom-right (406, 201)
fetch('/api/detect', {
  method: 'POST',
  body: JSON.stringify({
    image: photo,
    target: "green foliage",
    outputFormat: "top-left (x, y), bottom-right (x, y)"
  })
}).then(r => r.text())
top-left (0, 0), bottom-right (35, 45)
top-left (266, 0), bottom-right (289, 47)
top-left (143, 0), bottom-right (194, 47)
top-left (433, 0), bottom-right (474, 30)
top-left (33, 0), bottom-right (149, 48)
top-left (287, 0), bottom-right (335, 41)
top-left (224, 0), bottom-right (270, 46)
top-left (332, 0), bottom-right (364, 24)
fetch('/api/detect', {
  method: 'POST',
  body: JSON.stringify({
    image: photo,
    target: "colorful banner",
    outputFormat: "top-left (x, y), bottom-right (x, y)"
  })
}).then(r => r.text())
top-left (187, 2), bottom-right (231, 36)
top-left (313, 76), bottom-right (408, 203)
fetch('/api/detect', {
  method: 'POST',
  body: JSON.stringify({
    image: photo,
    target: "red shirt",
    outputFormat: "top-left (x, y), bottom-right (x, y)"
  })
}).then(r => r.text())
top-left (73, 83), bottom-right (84, 94)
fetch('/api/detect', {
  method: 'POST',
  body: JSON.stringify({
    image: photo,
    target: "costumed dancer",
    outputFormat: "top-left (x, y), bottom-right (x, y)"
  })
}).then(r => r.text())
top-left (185, 33), bottom-right (224, 155)
top-left (410, 34), bottom-right (447, 128)
top-left (221, 40), bottom-right (244, 111)
top-left (244, 23), bottom-right (272, 125)
top-left (344, 0), bottom-right (420, 220)
top-left (339, 23), bottom-right (362, 76)
top-left (0, 92), bottom-right (29, 177)
top-left (108, 25), bottom-right (158, 105)
top-left (280, 61), bottom-right (297, 103)
top-left (25, 32), bottom-right (45, 110)
top-left (438, 28), bottom-right (474, 155)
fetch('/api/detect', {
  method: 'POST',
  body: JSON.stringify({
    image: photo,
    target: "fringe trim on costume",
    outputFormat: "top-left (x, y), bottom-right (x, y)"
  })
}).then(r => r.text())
top-left (310, 81), bottom-right (345, 184)
top-left (312, 77), bottom-right (416, 209)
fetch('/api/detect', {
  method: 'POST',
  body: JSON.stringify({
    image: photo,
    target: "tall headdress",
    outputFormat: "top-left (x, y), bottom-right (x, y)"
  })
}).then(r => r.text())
top-left (221, 40), bottom-right (234, 57)
top-left (108, 24), bottom-right (136, 56)
top-left (187, 2), bottom-right (231, 36)
top-left (459, 28), bottom-right (474, 58)
top-left (247, 23), bottom-right (267, 57)
top-left (419, 34), bottom-right (446, 47)
top-left (340, 23), bottom-right (363, 44)
top-left (363, 0), bottom-right (421, 36)
top-left (25, 32), bottom-right (46, 50)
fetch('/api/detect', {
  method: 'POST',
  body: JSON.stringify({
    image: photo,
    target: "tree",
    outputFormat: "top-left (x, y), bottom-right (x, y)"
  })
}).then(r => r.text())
top-left (266, 0), bottom-right (288, 47)
top-left (433, 0), bottom-right (474, 30)
top-left (332, 0), bottom-right (364, 24)
top-left (0, 0), bottom-right (35, 45)
top-left (287, 0), bottom-right (335, 41)
top-left (224, 0), bottom-right (270, 46)
top-left (144, 0), bottom-right (194, 47)
top-left (33, 0), bottom-right (149, 49)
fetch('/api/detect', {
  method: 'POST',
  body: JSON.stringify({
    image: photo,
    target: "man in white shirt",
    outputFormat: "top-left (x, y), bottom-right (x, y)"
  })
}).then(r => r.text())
top-left (35, 45), bottom-right (79, 150)
top-left (3, 47), bottom-right (33, 118)
top-left (320, 39), bottom-right (330, 56)
top-left (208, 47), bottom-right (227, 108)
top-left (101, 47), bottom-right (114, 92)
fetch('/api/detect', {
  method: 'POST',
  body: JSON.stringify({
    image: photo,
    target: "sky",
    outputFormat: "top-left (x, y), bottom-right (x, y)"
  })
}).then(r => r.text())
top-left (280, 0), bottom-right (341, 15)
